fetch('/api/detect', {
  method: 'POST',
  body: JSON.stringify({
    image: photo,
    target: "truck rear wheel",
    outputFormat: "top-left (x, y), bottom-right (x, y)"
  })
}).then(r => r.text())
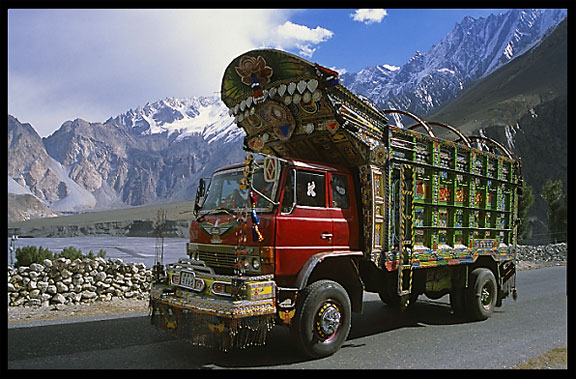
top-left (466, 268), bottom-right (497, 320)
top-left (291, 280), bottom-right (351, 358)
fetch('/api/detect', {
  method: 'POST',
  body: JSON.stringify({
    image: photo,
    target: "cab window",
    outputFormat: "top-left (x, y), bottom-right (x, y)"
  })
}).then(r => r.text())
top-left (296, 171), bottom-right (326, 207)
top-left (281, 169), bottom-right (295, 213)
top-left (331, 174), bottom-right (349, 208)
top-left (281, 169), bottom-right (326, 212)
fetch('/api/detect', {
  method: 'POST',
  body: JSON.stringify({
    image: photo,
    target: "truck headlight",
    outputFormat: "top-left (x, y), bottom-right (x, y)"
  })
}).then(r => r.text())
top-left (251, 257), bottom-right (261, 270)
top-left (211, 281), bottom-right (232, 297)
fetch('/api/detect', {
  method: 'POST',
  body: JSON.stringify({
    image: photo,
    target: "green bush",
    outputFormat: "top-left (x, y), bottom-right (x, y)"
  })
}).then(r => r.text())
top-left (87, 249), bottom-right (107, 259)
top-left (14, 246), bottom-right (54, 268)
top-left (14, 245), bottom-right (107, 267)
top-left (59, 246), bottom-right (83, 260)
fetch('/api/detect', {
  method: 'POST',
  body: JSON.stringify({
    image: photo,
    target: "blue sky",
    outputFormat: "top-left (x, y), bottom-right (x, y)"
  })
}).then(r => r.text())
top-left (287, 9), bottom-right (505, 71)
top-left (8, 8), bottom-right (508, 137)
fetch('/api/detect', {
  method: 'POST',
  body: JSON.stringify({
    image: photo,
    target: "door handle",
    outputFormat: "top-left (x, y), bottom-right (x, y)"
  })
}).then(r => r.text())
top-left (321, 233), bottom-right (333, 241)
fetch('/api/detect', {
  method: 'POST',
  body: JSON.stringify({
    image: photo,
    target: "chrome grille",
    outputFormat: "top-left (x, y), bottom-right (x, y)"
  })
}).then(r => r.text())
top-left (198, 249), bottom-right (237, 269)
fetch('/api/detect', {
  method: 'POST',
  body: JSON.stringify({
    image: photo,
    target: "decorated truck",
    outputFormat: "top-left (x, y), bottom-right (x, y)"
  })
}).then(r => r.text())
top-left (149, 49), bottom-right (520, 358)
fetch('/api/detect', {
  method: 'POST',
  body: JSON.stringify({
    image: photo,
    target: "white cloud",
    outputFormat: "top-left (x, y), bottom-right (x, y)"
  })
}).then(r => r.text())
top-left (8, 10), bottom-right (336, 137)
top-left (8, 9), bottom-right (295, 136)
top-left (273, 21), bottom-right (334, 57)
top-left (8, 72), bottom-right (107, 137)
top-left (351, 9), bottom-right (388, 24)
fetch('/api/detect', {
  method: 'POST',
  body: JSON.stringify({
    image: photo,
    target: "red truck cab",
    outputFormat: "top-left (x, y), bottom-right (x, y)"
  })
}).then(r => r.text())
top-left (188, 158), bottom-right (360, 288)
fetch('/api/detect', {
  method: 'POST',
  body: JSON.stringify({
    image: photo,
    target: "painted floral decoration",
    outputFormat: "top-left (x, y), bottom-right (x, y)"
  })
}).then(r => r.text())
top-left (235, 55), bottom-right (273, 87)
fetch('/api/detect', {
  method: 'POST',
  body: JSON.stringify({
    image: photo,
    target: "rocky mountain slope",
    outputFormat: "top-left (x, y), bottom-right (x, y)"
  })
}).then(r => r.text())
top-left (340, 9), bottom-right (567, 125)
top-left (427, 18), bottom-right (567, 243)
top-left (7, 193), bottom-right (58, 221)
top-left (8, 115), bottom-right (97, 214)
top-left (8, 98), bottom-right (245, 221)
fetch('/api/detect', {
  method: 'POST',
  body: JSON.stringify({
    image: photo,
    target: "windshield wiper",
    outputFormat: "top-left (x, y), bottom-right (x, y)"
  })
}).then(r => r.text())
top-left (196, 207), bottom-right (235, 222)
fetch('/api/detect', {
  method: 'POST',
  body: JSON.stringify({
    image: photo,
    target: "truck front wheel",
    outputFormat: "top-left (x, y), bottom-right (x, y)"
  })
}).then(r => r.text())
top-left (291, 280), bottom-right (352, 358)
top-left (466, 268), bottom-right (497, 320)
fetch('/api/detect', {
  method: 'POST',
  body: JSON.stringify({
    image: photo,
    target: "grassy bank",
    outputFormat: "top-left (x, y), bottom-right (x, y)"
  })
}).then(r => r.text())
top-left (8, 201), bottom-right (195, 238)
top-left (513, 346), bottom-right (567, 369)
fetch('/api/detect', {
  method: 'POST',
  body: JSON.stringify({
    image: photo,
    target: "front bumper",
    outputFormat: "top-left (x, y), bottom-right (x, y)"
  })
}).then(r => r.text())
top-left (149, 259), bottom-right (276, 351)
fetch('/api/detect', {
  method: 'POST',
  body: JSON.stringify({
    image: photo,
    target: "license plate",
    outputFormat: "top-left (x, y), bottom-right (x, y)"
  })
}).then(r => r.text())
top-left (179, 271), bottom-right (196, 289)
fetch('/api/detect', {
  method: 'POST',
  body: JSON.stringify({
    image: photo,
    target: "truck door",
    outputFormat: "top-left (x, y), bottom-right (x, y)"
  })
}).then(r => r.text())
top-left (329, 172), bottom-right (358, 251)
top-left (275, 168), bottom-right (332, 285)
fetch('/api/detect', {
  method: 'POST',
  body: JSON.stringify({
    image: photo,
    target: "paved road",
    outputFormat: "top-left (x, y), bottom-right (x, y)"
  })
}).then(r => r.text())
top-left (7, 266), bottom-right (567, 369)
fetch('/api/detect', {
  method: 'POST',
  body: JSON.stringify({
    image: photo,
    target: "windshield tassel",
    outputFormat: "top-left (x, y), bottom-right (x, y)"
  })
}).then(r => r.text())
top-left (250, 191), bottom-right (264, 242)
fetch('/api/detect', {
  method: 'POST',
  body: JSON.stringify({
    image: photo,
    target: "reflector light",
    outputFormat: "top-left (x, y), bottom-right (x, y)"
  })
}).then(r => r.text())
top-left (260, 246), bottom-right (274, 264)
top-left (211, 281), bottom-right (232, 297)
top-left (194, 279), bottom-right (205, 292)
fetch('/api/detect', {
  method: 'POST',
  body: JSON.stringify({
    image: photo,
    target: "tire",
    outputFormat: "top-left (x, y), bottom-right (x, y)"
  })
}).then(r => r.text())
top-left (291, 280), bottom-right (352, 358)
top-left (465, 268), bottom-right (497, 321)
top-left (378, 288), bottom-right (394, 304)
top-left (378, 283), bottom-right (418, 310)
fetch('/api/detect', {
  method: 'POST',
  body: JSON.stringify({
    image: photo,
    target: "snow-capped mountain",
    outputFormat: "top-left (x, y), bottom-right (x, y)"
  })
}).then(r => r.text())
top-left (8, 97), bottom-right (246, 219)
top-left (428, 17), bottom-right (567, 243)
top-left (340, 9), bottom-right (567, 125)
top-left (114, 96), bottom-right (243, 144)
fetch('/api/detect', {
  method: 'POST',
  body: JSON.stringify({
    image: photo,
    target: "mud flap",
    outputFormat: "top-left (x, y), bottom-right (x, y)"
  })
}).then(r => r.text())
top-left (497, 260), bottom-right (517, 306)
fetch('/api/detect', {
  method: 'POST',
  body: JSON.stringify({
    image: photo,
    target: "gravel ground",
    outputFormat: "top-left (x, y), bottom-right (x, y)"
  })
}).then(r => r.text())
top-left (8, 297), bottom-right (149, 323)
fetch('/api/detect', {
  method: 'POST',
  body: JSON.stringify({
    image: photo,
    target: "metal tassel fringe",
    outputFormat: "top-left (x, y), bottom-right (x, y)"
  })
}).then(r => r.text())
top-left (150, 300), bottom-right (275, 351)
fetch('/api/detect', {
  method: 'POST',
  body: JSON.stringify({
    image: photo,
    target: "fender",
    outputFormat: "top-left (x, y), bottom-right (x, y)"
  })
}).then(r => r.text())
top-left (294, 251), bottom-right (365, 312)
top-left (294, 251), bottom-right (363, 289)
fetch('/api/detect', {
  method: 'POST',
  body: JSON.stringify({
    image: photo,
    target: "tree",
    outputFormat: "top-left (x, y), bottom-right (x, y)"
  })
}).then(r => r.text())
top-left (541, 179), bottom-right (567, 243)
top-left (15, 246), bottom-right (54, 267)
top-left (517, 180), bottom-right (534, 243)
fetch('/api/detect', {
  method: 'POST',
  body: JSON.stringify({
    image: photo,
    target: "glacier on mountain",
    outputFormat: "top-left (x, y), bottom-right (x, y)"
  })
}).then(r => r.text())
top-left (117, 96), bottom-right (244, 144)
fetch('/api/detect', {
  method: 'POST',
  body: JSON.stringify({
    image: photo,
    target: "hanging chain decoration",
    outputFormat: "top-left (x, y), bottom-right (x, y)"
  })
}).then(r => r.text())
top-left (233, 153), bottom-right (255, 278)
top-left (150, 301), bottom-right (275, 351)
top-left (250, 191), bottom-right (264, 242)
top-left (243, 153), bottom-right (265, 243)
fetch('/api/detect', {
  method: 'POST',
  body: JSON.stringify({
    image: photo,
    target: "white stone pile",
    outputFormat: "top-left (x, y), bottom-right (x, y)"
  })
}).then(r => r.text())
top-left (6, 243), bottom-right (567, 309)
top-left (8, 257), bottom-right (152, 308)
top-left (516, 242), bottom-right (567, 264)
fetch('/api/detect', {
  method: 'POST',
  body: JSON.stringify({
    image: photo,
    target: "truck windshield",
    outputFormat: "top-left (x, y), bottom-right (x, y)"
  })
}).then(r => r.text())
top-left (201, 166), bottom-right (278, 212)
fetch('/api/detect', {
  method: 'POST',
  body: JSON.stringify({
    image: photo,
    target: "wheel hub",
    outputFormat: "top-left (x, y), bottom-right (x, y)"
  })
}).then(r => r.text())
top-left (481, 285), bottom-right (493, 310)
top-left (315, 302), bottom-right (341, 340)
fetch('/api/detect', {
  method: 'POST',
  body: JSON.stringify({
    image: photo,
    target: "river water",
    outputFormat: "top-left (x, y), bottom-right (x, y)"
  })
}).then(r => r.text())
top-left (7, 237), bottom-right (189, 268)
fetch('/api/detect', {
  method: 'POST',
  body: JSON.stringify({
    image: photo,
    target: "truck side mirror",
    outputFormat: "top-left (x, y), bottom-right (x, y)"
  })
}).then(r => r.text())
top-left (193, 178), bottom-right (209, 216)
